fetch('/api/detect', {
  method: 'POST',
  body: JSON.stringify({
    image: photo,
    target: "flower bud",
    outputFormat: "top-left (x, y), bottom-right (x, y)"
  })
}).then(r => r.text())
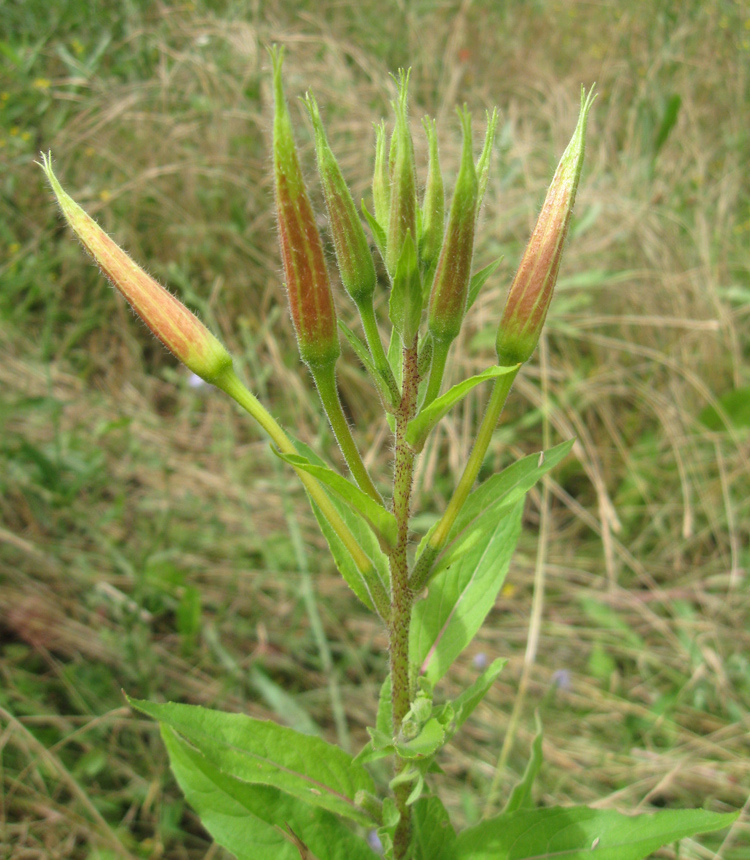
top-left (419, 116), bottom-right (444, 288)
top-left (271, 47), bottom-right (339, 369)
top-left (496, 87), bottom-right (595, 367)
top-left (304, 92), bottom-right (377, 306)
top-left (427, 107), bottom-right (478, 345)
top-left (38, 154), bottom-right (233, 384)
top-left (372, 120), bottom-right (390, 230)
top-left (385, 69), bottom-right (418, 277)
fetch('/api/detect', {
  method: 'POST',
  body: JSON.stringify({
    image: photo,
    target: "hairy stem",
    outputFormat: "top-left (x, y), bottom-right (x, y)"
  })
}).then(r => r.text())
top-left (389, 339), bottom-right (420, 858)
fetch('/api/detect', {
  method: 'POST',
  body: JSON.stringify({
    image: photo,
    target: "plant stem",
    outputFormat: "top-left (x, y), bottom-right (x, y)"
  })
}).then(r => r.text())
top-left (410, 365), bottom-right (520, 592)
top-left (389, 338), bottom-right (420, 859)
top-left (214, 366), bottom-right (389, 619)
top-left (358, 298), bottom-right (400, 404)
top-left (311, 361), bottom-right (384, 504)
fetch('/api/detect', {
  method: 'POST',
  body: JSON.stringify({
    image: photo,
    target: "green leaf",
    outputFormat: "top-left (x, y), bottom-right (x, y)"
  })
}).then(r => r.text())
top-left (454, 806), bottom-right (738, 860)
top-left (338, 319), bottom-right (399, 411)
top-left (407, 365), bottom-right (519, 452)
top-left (361, 198), bottom-right (387, 260)
top-left (504, 711), bottom-right (543, 813)
top-left (451, 658), bottom-right (507, 731)
top-left (353, 676), bottom-right (393, 765)
top-left (274, 450), bottom-right (397, 549)
top-left (466, 257), bottom-right (503, 312)
top-left (416, 439), bottom-right (574, 567)
top-left (698, 387), bottom-right (750, 431)
top-left (128, 699), bottom-right (376, 825)
top-left (389, 232), bottom-right (422, 345)
top-left (293, 439), bottom-right (390, 612)
top-left (411, 500), bottom-right (524, 685)
top-left (411, 795), bottom-right (457, 860)
top-left (395, 718), bottom-right (445, 759)
top-left (160, 725), bottom-right (379, 860)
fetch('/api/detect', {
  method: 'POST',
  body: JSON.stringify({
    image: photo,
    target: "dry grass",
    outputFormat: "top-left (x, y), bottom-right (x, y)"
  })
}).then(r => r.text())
top-left (1, 0), bottom-right (749, 857)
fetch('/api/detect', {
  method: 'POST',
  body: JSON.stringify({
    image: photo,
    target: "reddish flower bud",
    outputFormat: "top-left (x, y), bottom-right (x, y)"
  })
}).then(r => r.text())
top-left (271, 47), bottom-right (339, 369)
top-left (496, 87), bottom-right (595, 367)
top-left (304, 92), bottom-right (377, 306)
top-left (39, 154), bottom-right (233, 384)
top-left (427, 107), bottom-right (478, 345)
top-left (385, 69), bottom-right (418, 277)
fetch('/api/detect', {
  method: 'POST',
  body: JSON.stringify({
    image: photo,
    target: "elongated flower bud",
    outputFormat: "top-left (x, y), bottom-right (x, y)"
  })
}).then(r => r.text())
top-left (496, 87), bottom-right (595, 367)
top-left (419, 116), bottom-right (444, 287)
top-left (372, 120), bottom-right (390, 230)
top-left (304, 92), bottom-right (377, 306)
top-left (385, 69), bottom-right (417, 277)
top-left (271, 47), bottom-right (339, 369)
top-left (38, 154), bottom-right (232, 384)
top-left (427, 107), bottom-right (478, 345)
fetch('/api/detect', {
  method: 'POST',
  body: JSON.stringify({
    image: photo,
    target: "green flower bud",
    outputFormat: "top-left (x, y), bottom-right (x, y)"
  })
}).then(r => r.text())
top-left (271, 46), bottom-right (339, 369)
top-left (372, 120), bottom-right (390, 230)
top-left (419, 116), bottom-right (445, 289)
top-left (427, 107), bottom-right (478, 345)
top-left (385, 69), bottom-right (418, 277)
top-left (304, 92), bottom-right (377, 306)
top-left (38, 154), bottom-right (232, 384)
top-left (496, 87), bottom-right (595, 367)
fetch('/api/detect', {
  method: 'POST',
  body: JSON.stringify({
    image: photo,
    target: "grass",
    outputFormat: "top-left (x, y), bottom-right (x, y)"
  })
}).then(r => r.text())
top-left (1, 0), bottom-right (749, 857)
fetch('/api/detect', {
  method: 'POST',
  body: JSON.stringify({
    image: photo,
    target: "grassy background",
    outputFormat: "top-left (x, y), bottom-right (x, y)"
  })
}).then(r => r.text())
top-left (1, 0), bottom-right (749, 857)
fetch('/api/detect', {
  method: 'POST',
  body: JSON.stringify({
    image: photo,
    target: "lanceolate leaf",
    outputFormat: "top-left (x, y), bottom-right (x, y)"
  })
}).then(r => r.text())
top-left (275, 450), bottom-right (397, 549)
top-left (129, 699), bottom-right (376, 825)
top-left (411, 500), bottom-right (524, 685)
top-left (451, 658), bottom-right (506, 731)
top-left (415, 439), bottom-right (574, 566)
top-left (161, 725), bottom-right (379, 860)
top-left (453, 806), bottom-right (738, 860)
top-left (504, 711), bottom-right (543, 813)
top-left (466, 256), bottom-right (503, 312)
top-left (407, 365), bottom-right (519, 452)
top-left (293, 439), bottom-right (390, 612)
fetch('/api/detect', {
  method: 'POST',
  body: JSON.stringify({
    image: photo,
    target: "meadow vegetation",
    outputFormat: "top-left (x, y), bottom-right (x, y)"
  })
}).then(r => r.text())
top-left (1, 0), bottom-right (749, 857)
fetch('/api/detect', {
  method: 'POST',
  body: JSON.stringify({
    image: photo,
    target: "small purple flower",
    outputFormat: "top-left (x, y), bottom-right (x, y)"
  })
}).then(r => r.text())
top-left (551, 668), bottom-right (571, 690)
top-left (473, 652), bottom-right (489, 670)
top-left (367, 829), bottom-right (384, 854)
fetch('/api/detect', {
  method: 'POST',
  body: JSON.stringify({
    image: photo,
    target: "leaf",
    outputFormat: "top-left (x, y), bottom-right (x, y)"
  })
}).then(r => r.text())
top-left (504, 711), bottom-right (543, 813)
top-left (411, 795), bottom-right (457, 860)
top-left (274, 450), bottom-right (397, 549)
top-left (411, 500), bottom-right (524, 685)
top-left (293, 439), bottom-right (390, 612)
top-left (454, 806), bottom-right (738, 860)
top-left (338, 319), bottom-right (399, 411)
top-left (160, 725), bottom-right (378, 860)
top-left (451, 658), bottom-right (507, 731)
top-left (128, 698), bottom-right (375, 825)
top-left (395, 718), bottom-right (445, 760)
top-left (407, 365), bottom-right (519, 452)
top-left (466, 257), bottom-right (503, 312)
top-left (389, 232), bottom-right (422, 345)
top-left (361, 198), bottom-right (386, 260)
top-left (416, 439), bottom-right (574, 568)
top-left (698, 387), bottom-right (750, 431)
top-left (353, 677), bottom-right (393, 766)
